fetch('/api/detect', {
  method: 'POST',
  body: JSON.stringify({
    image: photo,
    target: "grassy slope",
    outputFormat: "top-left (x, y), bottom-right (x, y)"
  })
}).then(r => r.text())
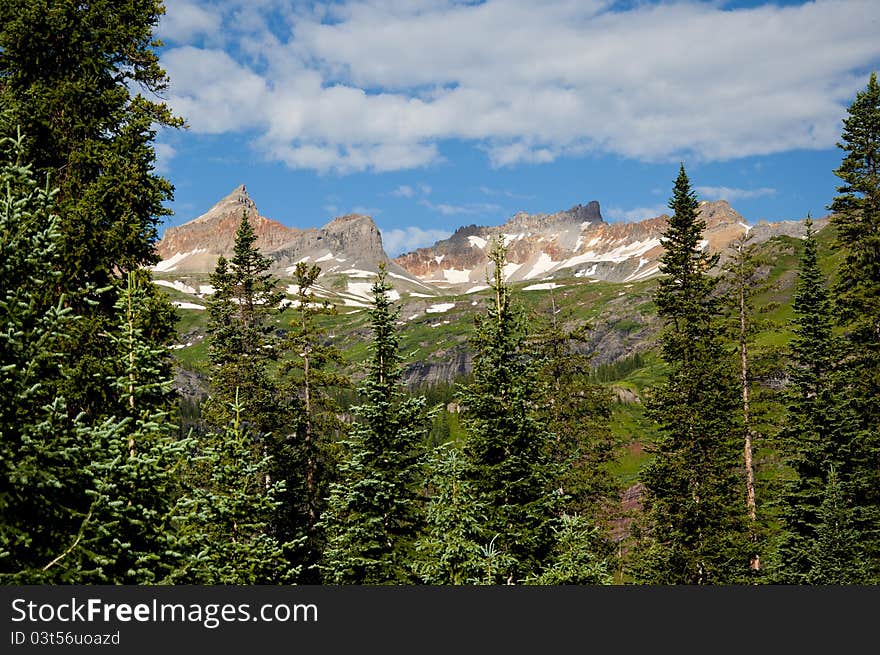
top-left (157, 226), bottom-right (840, 498)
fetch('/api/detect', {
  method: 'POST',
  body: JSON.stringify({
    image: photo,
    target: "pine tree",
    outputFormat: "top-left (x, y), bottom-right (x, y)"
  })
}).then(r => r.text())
top-left (203, 211), bottom-right (285, 436)
top-left (636, 165), bottom-right (749, 584)
top-left (278, 262), bottom-right (348, 582)
top-left (459, 238), bottom-right (560, 583)
top-left (319, 266), bottom-right (429, 584)
top-left (828, 71), bottom-right (880, 577)
top-left (773, 217), bottom-right (862, 583)
top-left (170, 391), bottom-right (297, 584)
top-left (0, 0), bottom-right (182, 419)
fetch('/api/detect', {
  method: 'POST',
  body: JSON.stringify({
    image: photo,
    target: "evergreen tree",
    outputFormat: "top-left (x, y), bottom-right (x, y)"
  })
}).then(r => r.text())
top-left (721, 230), bottom-right (772, 571)
top-left (526, 515), bottom-right (612, 585)
top-left (414, 443), bottom-right (487, 585)
top-left (0, 0), bottom-right (181, 419)
top-left (171, 391), bottom-right (297, 584)
top-left (636, 165), bottom-right (749, 584)
top-left (72, 272), bottom-right (188, 583)
top-left (203, 211), bottom-right (285, 436)
top-left (460, 238), bottom-right (560, 583)
top-left (0, 124), bottom-right (85, 581)
top-left (806, 467), bottom-right (867, 585)
top-left (278, 262), bottom-right (348, 582)
top-left (828, 71), bottom-right (880, 576)
top-left (0, 129), bottom-right (183, 583)
top-left (532, 290), bottom-right (616, 521)
top-left (319, 266), bottom-right (429, 584)
top-left (773, 217), bottom-right (862, 582)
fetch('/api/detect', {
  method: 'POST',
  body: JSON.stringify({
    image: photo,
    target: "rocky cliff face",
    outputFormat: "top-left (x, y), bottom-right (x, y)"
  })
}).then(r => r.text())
top-left (393, 200), bottom-right (827, 285)
top-left (267, 213), bottom-right (388, 275)
top-left (154, 185), bottom-right (296, 273)
top-left (153, 185), bottom-right (428, 296)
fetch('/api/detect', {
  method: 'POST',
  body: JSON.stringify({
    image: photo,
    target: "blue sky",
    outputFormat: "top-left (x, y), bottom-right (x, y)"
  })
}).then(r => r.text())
top-left (153, 0), bottom-right (880, 256)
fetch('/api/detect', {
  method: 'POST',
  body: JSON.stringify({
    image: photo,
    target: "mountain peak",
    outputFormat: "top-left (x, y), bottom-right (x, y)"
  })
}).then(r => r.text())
top-left (186, 183), bottom-right (256, 226)
top-left (326, 213), bottom-right (377, 230)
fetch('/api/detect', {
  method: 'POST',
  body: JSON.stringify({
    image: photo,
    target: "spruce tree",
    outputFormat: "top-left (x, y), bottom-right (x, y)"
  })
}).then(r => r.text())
top-left (203, 210), bottom-right (285, 436)
top-left (171, 391), bottom-right (297, 584)
top-left (0, 129), bottom-right (184, 583)
top-left (636, 165), bottom-right (749, 584)
top-left (0, 125), bottom-right (85, 581)
top-left (527, 515), bottom-right (612, 585)
top-left (319, 266), bottom-right (429, 584)
top-left (773, 217), bottom-right (862, 583)
top-left (828, 71), bottom-right (880, 577)
top-left (414, 443), bottom-right (487, 585)
top-left (532, 290), bottom-right (616, 521)
top-left (278, 262), bottom-right (348, 582)
top-left (72, 272), bottom-right (188, 583)
top-left (806, 467), bottom-right (867, 584)
top-left (459, 238), bottom-right (560, 583)
top-left (0, 0), bottom-right (182, 419)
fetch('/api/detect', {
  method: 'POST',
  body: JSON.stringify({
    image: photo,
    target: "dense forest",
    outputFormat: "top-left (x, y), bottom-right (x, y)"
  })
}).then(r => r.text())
top-left (1, 2), bottom-right (878, 585)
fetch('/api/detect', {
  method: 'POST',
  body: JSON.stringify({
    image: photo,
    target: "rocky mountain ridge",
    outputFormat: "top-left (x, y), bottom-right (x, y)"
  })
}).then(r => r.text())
top-left (393, 199), bottom-right (825, 285)
top-left (154, 185), bottom-right (828, 292)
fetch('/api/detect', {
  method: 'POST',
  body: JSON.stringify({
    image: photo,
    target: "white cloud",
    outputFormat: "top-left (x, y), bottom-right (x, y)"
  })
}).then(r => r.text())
top-left (381, 226), bottom-right (452, 255)
top-left (420, 199), bottom-right (502, 216)
top-left (153, 142), bottom-right (177, 174)
top-left (606, 205), bottom-right (668, 222)
top-left (695, 186), bottom-right (777, 202)
top-left (161, 0), bottom-right (880, 173)
top-left (479, 185), bottom-right (535, 200)
top-left (157, 0), bottom-right (222, 43)
top-left (391, 185), bottom-right (415, 197)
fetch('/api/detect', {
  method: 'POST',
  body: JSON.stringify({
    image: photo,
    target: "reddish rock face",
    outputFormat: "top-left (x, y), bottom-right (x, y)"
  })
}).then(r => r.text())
top-left (155, 187), bottom-right (827, 286)
top-left (393, 199), bottom-right (826, 285)
top-left (155, 185), bottom-right (297, 272)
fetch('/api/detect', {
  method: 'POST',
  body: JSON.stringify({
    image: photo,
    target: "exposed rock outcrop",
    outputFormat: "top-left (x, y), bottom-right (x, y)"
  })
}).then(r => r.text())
top-left (155, 185), bottom-right (295, 273)
top-left (393, 199), bottom-right (829, 286)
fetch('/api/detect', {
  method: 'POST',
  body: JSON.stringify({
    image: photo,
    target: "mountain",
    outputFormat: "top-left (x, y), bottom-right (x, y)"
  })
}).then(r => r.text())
top-left (154, 187), bottom-right (836, 396)
top-left (153, 184), bottom-right (434, 304)
top-left (394, 199), bottom-right (825, 285)
top-left (155, 184), bottom-right (296, 273)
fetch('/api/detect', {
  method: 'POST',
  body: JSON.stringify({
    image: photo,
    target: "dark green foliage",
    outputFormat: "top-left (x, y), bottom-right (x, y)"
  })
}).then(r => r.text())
top-left (0, 132), bottom-right (183, 582)
top-left (773, 218), bottom-right (864, 583)
top-left (459, 239), bottom-right (560, 583)
top-left (636, 165), bottom-right (749, 584)
top-left (806, 467), bottom-right (867, 584)
top-left (203, 211), bottom-right (285, 436)
top-left (414, 443), bottom-right (487, 585)
top-left (0, 0), bottom-right (181, 418)
top-left (526, 515), bottom-right (612, 585)
top-left (277, 262), bottom-right (348, 582)
top-left (320, 267), bottom-right (429, 584)
top-left (0, 126), bottom-right (83, 580)
top-left (828, 71), bottom-right (880, 576)
top-left (171, 392), bottom-right (297, 584)
top-left (531, 291), bottom-right (617, 522)
top-left (72, 273), bottom-right (188, 583)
